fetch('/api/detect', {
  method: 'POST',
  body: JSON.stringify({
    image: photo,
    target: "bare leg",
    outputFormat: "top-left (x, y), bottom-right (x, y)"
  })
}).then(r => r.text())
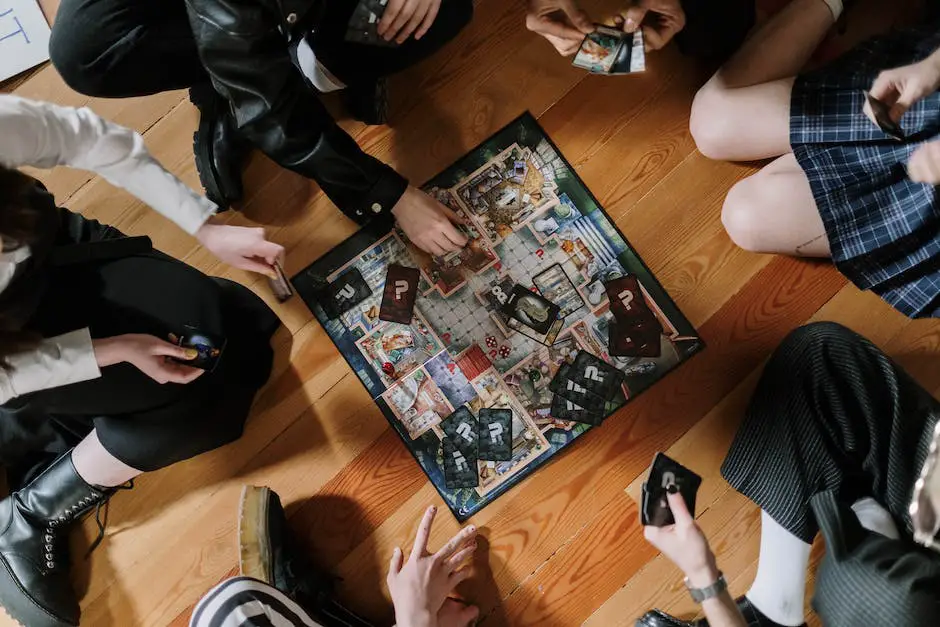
top-left (690, 0), bottom-right (837, 161)
top-left (71, 430), bottom-right (143, 487)
top-left (721, 153), bottom-right (830, 257)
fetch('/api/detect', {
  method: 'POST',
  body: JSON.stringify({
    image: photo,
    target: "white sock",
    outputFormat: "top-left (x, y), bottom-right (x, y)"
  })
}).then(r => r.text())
top-left (820, 0), bottom-right (843, 21)
top-left (852, 497), bottom-right (900, 539)
top-left (745, 511), bottom-right (811, 627)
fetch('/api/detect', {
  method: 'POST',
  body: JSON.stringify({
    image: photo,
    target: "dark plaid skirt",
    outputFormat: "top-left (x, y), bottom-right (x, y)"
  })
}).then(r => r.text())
top-left (791, 26), bottom-right (940, 318)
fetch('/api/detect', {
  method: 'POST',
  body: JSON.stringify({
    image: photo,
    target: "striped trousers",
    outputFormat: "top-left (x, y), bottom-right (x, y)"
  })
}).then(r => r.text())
top-left (721, 322), bottom-right (940, 626)
top-left (190, 577), bottom-right (325, 627)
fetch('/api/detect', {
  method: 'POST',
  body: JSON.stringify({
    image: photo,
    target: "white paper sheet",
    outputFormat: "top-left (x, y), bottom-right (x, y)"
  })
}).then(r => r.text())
top-left (0, 0), bottom-right (51, 82)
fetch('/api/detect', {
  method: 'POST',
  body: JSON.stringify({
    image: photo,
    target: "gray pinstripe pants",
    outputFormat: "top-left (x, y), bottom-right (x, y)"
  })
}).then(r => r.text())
top-left (722, 322), bottom-right (940, 626)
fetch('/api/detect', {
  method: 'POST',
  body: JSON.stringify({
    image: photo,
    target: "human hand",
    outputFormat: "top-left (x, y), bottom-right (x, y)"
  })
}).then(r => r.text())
top-left (908, 139), bottom-right (940, 185)
top-left (526, 0), bottom-right (594, 56)
top-left (195, 220), bottom-right (284, 278)
top-left (643, 491), bottom-right (719, 587)
top-left (378, 0), bottom-right (442, 43)
top-left (93, 334), bottom-right (204, 384)
top-left (616, 0), bottom-right (686, 51)
top-left (437, 597), bottom-right (480, 627)
top-left (387, 505), bottom-right (478, 627)
top-left (392, 186), bottom-right (468, 256)
top-left (869, 57), bottom-right (940, 124)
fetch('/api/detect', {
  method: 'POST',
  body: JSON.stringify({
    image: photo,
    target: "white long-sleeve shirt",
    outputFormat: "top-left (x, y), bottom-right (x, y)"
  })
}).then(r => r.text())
top-left (0, 94), bottom-right (218, 403)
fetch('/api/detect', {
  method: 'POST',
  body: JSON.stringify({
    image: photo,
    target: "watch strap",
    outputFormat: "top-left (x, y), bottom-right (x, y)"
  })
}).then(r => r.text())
top-left (685, 572), bottom-right (727, 603)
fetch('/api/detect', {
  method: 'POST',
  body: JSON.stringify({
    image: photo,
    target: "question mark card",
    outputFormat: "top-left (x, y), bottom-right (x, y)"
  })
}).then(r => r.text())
top-left (478, 408), bottom-right (513, 461)
top-left (379, 264), bottom-right (420, 324)
top-left (641, 452), bottom-right (702, 527)
top-left (604, 275), bottom-right (660, 329)
top-left (570, 350), bottom-right (625, 401)
top-left (441, 406), bottom-right (478, 458)
top-left (323, 267), bottom-right (372, 318)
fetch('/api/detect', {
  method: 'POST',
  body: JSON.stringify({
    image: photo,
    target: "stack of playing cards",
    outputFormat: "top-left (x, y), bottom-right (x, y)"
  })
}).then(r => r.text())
top-left (440, 406), bottom-right (515, 489)
top-left (604, 275), bottom-right (663, 357)
top-left (345, 0), bottom-right (398, 47)
top-left (499, 284), bottom-right (565, 345)
top-left (572, 26), bottom-right (646, 76)
top-left (548, 351), bottom-right (625, 425)
top-left (640, 453), bottom-right (702, 526)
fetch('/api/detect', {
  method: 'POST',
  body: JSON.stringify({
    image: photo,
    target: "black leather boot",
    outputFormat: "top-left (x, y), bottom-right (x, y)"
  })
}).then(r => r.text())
top-left (0, 453), bottom-right (111, 627)
top-left (238, 486), bottom-right (373, 627)
top-left (635, 597), bottom-right (807, 627)
top-left (190, 83), bottom-right (250, 209)
top-left (344, 77), bottom-right (389, 126)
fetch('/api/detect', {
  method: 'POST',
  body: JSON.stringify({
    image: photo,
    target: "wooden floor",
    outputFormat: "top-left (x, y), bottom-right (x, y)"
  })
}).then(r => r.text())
top-left (4, 0), bottom-right (940, 625)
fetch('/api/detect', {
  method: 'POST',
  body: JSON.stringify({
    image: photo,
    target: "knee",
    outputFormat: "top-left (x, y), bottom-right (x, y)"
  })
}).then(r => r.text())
top-left (721, 177), bottom-right (772, 253)
top-left (48, 25), bottom-right (114, 96)
top-left (776, 322), bottom-right (859, 363)
top-left (690, 82), bottom-right (738, 161)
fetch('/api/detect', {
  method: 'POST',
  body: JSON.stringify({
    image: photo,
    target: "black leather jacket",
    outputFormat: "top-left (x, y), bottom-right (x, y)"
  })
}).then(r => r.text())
top-left (184, 0), bottom-right (407, 225)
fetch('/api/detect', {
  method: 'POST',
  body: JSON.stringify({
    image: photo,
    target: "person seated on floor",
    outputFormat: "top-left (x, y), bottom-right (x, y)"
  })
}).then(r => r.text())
top-left (525, 0), bottom-right (755, 64)
top-left (47, 0), bottom-right (473, 257)
top-left (689, 0), bottom-right (940, 318)
top-left (190, 487), bottom-right (479, 627)
top-left (636, 322), bottom-right (940, 627)
top-left (0, 95), bottom-right (284, 627)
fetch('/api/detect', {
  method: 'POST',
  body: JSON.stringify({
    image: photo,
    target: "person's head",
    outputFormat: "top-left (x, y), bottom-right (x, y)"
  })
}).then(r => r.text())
top-left (0, 164), bottom-right (46, 253)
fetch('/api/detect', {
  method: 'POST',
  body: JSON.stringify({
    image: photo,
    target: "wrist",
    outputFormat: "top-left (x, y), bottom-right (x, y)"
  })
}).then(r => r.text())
top-left (686, 562), bottom-right (721, 589)
top-left (394, 608), bottom-right (435, 627)
top-left (92, 336), bottom-right (127, 368)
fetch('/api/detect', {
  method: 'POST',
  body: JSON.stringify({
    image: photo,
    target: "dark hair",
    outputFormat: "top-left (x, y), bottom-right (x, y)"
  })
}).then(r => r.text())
top-left (0, 164), bottom-right (47, 362)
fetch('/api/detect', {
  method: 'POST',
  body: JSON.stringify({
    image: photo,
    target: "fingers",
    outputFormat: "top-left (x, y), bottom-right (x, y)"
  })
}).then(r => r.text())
top-left (383, 0), bottom-right (419, 41)
top-left (387, 546), bottom-right (404, 580)
top-left (544, 33), bottom-right (582, 56)
top-left (449, 565), bottom-right (473, 586)
top-left (421, 238), bottom-right (448, 257)
top-left (666, 491), bottom-right (693, 525)
top-left (253, 237), bottom-right (285, 265)
top-left (460, 603), bottom-right (480, 626)
top-left (162, 360), bottom-right (205, 384)
top-left (239, 257), bottom-right (278, 279)
top-left (411, 505), bottom-right (437, 560)
top-left (445, 544), bottom-right (476, 573)
top-left (526, 14), bottom-right (589, 43)
top-left (908, 140), bottom-right (940, 184)
top-left (621, 6), bottom-right (648, 33)
top-left (377, 0), bottom-right (406, 36)
top-left (396, 0), bottom-right (431, 43)
top-left (436, 523), bottom-right (477, 560)
top-left (438, 202), bottom-right (468, 226)
top-left (155, 341), bottom-right (199, 361)
top-left (559, 0), bottom-right (594, 33)
top-left (415, 0), bottom-right (439, 40)
top-left (440, 222), bottom-right (469, 249)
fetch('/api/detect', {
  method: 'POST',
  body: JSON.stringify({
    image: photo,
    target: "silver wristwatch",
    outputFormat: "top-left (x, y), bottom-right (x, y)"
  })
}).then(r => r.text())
top-left (684, 572), bottom-right (727, 603)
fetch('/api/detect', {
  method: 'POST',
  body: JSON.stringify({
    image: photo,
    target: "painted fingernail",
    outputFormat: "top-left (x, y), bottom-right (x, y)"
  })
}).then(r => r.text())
top-left (626, 18), bottom-right (636, 28)
top-left (667, 485), bottom-right (679, 494)
top-left (185, 348), bottom-right (199, 359)
top-left (430, 505), bottom-right (437, 512)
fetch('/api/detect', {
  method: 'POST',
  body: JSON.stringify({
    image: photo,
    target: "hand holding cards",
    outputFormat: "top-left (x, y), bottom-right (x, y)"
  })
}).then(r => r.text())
top-left (172, 325), bottom-right (227, 372)
top-left (863, 91), bottom-right (905, 140)
top-left (640, 453), bottom-right (702, 527)
top-left (573, 26), bottom-right (646, 75)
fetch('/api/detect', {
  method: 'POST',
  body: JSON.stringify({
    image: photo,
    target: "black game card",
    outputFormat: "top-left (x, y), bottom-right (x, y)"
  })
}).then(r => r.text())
top-left (441, 406), bottom-right (478, 457)
top-left (379, 264), bottom-right (420, 324)
top-left (554, 377), bottom-right (608, 414)
top-left (550, 393), bottom-right (604, 426)
top-left (345, 0), bottom-right (398, 47)
top-left (570, 351), bottom-right (625, 401)
top-left (478, 408), bottom-right (513, 461)
top-left (609, 320), bottom-right (662, 358)
top-left (323, 268), bottom-right (371, 318)
top-left (442, 437), bottom-right (479, 489)
top-left (501, 284), bottom-right (561, 335)
top-left (174, 325), bottom-right (227, 372)
top-left (641, 452), bottom-right (702, 527)
top-left (864, 91), bottom-right (905, 141)
top-left (268, 260), bottom-right (293, 303)
top-left (605, 276), bottom-right (660, 329)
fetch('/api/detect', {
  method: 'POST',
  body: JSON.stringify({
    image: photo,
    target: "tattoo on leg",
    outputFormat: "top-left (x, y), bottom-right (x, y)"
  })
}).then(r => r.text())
top-left (795, 233), bottom-right (826, 255)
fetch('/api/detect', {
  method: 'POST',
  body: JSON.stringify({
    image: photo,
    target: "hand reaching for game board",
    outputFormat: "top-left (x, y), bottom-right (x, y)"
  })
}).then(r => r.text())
top-left (392, 187), bottom-right (469, 257)
top-left (643, 491), bottom-right (718, 587)
top-left (378, 0), bottom-right (442, 43)
top-left (616, 0), bottom-right (686, 51)
top-left (526, 0), bottom-right (594, 56)
top-left (387, 505), bottom-right (478, 627)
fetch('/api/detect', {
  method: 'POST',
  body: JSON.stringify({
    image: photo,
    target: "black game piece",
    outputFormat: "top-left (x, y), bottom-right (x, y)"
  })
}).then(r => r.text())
top-left (478, 408), bottom-right (513, 461)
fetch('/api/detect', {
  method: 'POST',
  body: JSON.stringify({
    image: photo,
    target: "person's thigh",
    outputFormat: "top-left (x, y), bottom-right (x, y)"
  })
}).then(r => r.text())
top-left (49, 0), bottom-right (205, 96)
top-left (314, 0), bottom-right (473, 84)
top-left (690, 76), bottom-right (794, 161)
top-left (721, 153), bottom-right (830, 256)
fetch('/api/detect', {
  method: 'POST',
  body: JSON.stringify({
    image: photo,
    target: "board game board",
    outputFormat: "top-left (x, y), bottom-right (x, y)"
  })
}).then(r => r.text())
top-left (293, 113), bottom-right (703, 520)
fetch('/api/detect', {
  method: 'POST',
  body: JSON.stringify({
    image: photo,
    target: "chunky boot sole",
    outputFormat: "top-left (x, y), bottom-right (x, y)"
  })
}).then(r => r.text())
top-left (0, 557), bottom-right (72, 627)
top-left (190, 87), bottom-right (227, 208)
top-left (238, 485), bottom-right (273, 584)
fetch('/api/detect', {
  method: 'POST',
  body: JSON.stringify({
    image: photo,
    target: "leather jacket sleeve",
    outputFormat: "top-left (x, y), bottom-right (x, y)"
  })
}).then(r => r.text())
top-left (184, 0), bottom-right (408, 224)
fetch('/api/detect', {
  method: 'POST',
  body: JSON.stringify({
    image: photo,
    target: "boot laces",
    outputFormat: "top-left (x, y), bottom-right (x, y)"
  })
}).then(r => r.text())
top-left (42, 480), bottom-right (134, 572)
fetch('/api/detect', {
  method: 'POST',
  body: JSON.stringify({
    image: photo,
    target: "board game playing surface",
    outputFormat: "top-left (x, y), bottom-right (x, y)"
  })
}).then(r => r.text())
top-left (294, 113), bottom-right (703, 520)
